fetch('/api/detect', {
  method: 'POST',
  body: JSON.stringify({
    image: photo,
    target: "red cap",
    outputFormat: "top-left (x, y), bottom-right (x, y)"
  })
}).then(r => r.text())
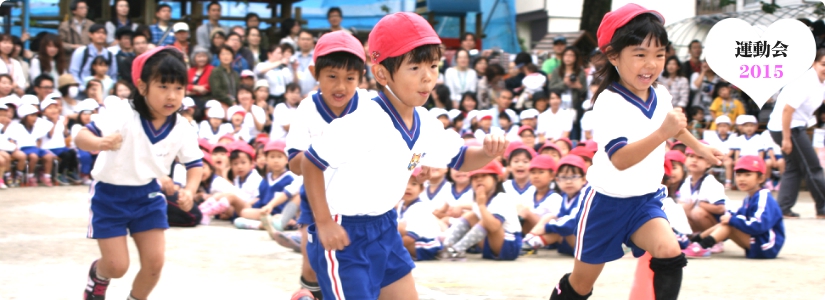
top-left (505, 141), bottom-right (538, 160)
top-left (597, 3), bottom-right (665, 51)
top-left (558, 155), bottom-right (588, 173)
top-left (468, 160), bottom-right (504, 177)
top-left (735, 155), bottom-right (766, 173)
top-left (411, 166), bottom-right (423, 178)
top-left (219, 134), bottom-right (235, 143)
top-left (684, 140), bottom-right (709, 156)
top-left (264, 139), bottom-right (286, 153)
top-left (229, 140), bottom-right (256, 160)
top-left (664, 157), bottom-right (673, 177)
top-left (314, 31), bottom-right (367, 64)
top-left (555, 137), bottom-right (573, 150)
top-left (584, 140), bottom-right (598, 153)
top-left (529, 154), bottom-right (558, 171)
top-left (518, 125), bottom-right (535, 136)
top-left (665, 150), bottom-right (686, 164)
top-left (538, 142), bottom-right (561, 154)
top-left (202, 151), bottom-right (214, 166)
top-left (131, 46), bottom-right (182, 87)
top-left (368, 12), bottom-right (441, 64)
top-left (569, 146), bottom-right (595, 160)
top-left (211, 143), bottom-right (229, 153)
top-left (198, 138), bottom-right (212, 153)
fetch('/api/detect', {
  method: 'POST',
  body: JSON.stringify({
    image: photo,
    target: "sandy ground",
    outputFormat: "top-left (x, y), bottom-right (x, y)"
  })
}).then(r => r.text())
top-left (0, 186), bottom-right (824, 300)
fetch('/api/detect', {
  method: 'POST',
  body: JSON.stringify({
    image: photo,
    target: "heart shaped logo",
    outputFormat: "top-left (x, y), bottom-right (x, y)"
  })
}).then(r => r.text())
top-left (704, 18), bottom-right (815, 108)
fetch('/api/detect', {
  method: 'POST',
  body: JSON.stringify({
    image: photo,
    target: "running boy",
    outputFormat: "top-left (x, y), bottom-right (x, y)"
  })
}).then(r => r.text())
top-left (76, 47), bottom-right (203, 300)
top-left (548, 5), bottom-right (723, 300)
top-left (302, 12), bottom-right (508, 299)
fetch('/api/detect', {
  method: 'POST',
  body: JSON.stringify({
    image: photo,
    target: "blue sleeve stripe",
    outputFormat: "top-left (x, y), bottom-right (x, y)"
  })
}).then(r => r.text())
top-left (283, 190), bottom-right (293, 199)
top-left (447, 145), bottom-right (469, 170)
top-left (287, 148), bottom-right (301, 162)
top-left (184, 159), bottom-right (203, 169)
top-left (405, 231), bottom-right (420, 241)
top-left (492, 213), bottom-right (505, 225)
top-left (305, 146), bottom-right (329, 171)
top-left (713, 199), bottom-right (726, 205)
top-left (85, 122), bottom-right (102, 137)
top-left (604, 137), bottom-right (628, 159)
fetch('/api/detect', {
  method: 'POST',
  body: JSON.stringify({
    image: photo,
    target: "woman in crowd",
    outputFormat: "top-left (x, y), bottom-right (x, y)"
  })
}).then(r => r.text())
top-left (209, 45), bottom-right (241, 108)
top-left (548, 46), bottom-right (587, 141)
top-left (245, 27), bottom-right (265, 66)
top-left (659, 56), bottom-right (689, 109)
top-left (279, 18), bottom-right (301, 49)
top-left (29, 34), bottom-right (67, 83)
top-left (0, 34), bottom-right (26, 95)
top-left (187, 46), bottom-right (214, 101)
top-left (445, 49), bottom-right (479, 108)
top-left (104, 0), bottom-right (139, 47)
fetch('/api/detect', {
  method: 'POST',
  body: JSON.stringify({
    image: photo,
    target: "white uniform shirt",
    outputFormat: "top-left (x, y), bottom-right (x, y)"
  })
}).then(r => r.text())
top-left (198, 122), bottom-right (234, 144)
top-left (446, 184), bottom-right (474, 207)
top-left (270, 102), bottom-right (299, 139)
top-left (305, 93), bottom-right (467, 216)
top-left (662, 196), bottom-right (693, 234)
top-left (503, 179), bottom-right (536, 208)
top-left (0, 123), bottom-right (17, 152)
top-left (731, 134), bottom-right (766, 157)
top-left (285, 90), bottom-right (366, 161)
top-left (233, 170), bottom-right (263, 203)
top-left (525, 189), bottom-right (563, 217)
top-left (677, 174), bottom-right (728, 207)
top-left (229, 105), bottom-right (267, 138)
top-left (768, 68), bottom-right (825, 131)
top-left (703, 131), bottom-right (738, 154)
top-left (397, 199), bottom-right (442, 240)
top-left (536, 108), bottom-right (574, 141)
top-left (420, 179), bottom-right (453, 212)
top-left (86, 100), bottom-right (203, 186)
top-left (206, 174), bottom-right (242, 195)
top-left (6, 118), bottom-right (52, 148)
top-left (761, 130), bottom-right (781, 156)
top-left (40, 116), bottom-right (67, 149)
top-left (472, 193), bottom-right (522, 234)
top-left (580, 110), bottom-right (595, 141)
top-left (588, 83), bottom-right (673, 197)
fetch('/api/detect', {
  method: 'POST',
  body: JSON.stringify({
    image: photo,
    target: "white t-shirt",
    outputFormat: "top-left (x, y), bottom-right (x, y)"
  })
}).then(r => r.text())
top-left (767, 67), bottom-right (825, 131)
top-left (397, 199), bottom-right (442, 240)
top-left (229, 105), bottom-right (267, 138)
top-left (270, 102), bottom-right (299, 139)
top-left (761, 130), bottom-right (781, 155)
top-left (86, 101), bottom-right (203, 186)
top-left (285, 90), bottom-right (367, 159)
top-left (254, 62), bottom-right (293, 96)
top-left (233, 170), bottom-right (263, 203)
top-left (445, 68), bottom-right (478, 102)
top-left (579, 110), bottom-right (595, 141)
top-left (523, 189), bottom-right (563, 217)
top-left (198, 121), bottom-right (234, 144)
top-left (536, 108), bottom-right (574, 141)
top-left (703, 130), bottom-right (738, 154)
top-left (522, 73), bottom-right (547, 95)
top-left (0, 123), bottom-right (17, 152)
top-left (305, 94), bottom-right (467, 216)
top-left (588, 83), bottom-right (673, 197)
top-left (503, 179), bottom-right (536, 208)
top-left (662, 196), bottom-right (692, 234)
top-left (420, 179), bottom-right (453, 212)
top-left (6, 118), bottom-right (52, 148)
top-left (40, 116), bottom-right (67, 149)
top-left (472, 193), bottom-right (522, 234)
top-left (677, 174), bottom-right (728, 207)
top-left (731, 134), bottom-right (766, 157)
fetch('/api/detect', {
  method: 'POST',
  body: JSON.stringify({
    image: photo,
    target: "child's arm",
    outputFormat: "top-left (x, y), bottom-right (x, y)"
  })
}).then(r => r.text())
top-left (733, 149), bottom-right (740, 163)
top-left (608, 110), bottom-right (686, 170)
top-left (302, 155), bottom-right (349, 250)
top-left (474, 186), bottom-right (503, 233)
top-left (179, 167), bottom-right (203, 211)
top-left (728, 193), bottom-right (781, 236)
top-left (75, 128), bottom-right (121, 152)
top-left (698, 202), bottom-right (726, 215)
top-left (675, 128), bottom-right (724, 165)
top-left (285, 102), bottom-right (311, 175)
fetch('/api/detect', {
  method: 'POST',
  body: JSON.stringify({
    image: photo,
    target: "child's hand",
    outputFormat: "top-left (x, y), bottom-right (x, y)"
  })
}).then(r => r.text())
top-left (415, 166), bottom-right (431, 184)
top-left (317, 221), bottom-right (350, 251)
top-left (659, 108), bottom-right (687, 138)
top-left (99, 132), bottom-right (123, 151)
top-left (530, 226), bottom-right (546, 236)
top-left (483, 134), bottom-right (509, 158)
top-left (178, 189), bottom-right (194, 212)
top-left (720, 213), bottom-right (731, 225)
top-left (474, 184), bottom-right (487, 205)
top-left (696, 144), bottom-right (724, 166)
top-left (159, 176), bottom-right (175, 194)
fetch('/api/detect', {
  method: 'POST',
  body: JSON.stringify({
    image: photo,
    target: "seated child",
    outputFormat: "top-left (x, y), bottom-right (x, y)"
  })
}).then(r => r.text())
top-left (703, 115), bottom-right (737, 187)
top-left (554, 137), bottom-right (573, 156)
top-left (419, 164), bottom-right (452, 209)
top-left (234, 140), bottom-right (298, 230)
top-left (664, 150), bottom-right (686, 199)
top-left (227, 106), bottom-right (252, 142)
top-left (441, 160), bottom-right (522, 261)
top-left (708, 81), bottom-right (746, 131)
top-left (398, 168), bottom-right (445, 261)
top-left (433, 167), bottom-right (474, 230)
top-left (196, 151), bottom-right (246, 225)
top-left (517, 125), bottom-right (537, 148)
top-left (503, 143), bottom-right (538, 205)
top-left (688, 107), bottom-right (705, 140)
top-left (198, 141), bottom-right (262, 221)
top-left (683, 156), bottom-right (785, 259)
top-left (568, 146), bottom-right (594, 169)
top-left (538, 142), bottom-right (563, 162)
top-left (198, 107), bottom-right (233, 144)
top-left (5, 104), bottom-right (56, 186)
top-left (517, 154), bottom-right (561, 235)
top-left (181, 97), bottom-right (198, 129)
top-left (473, 111), bottom-right (503, 141)
top-left (679, 143), bottom-right (729, 240)
top-left (760, 129), bottom-right (784, 191)
top-left (662, 157), bottom-right (692, 250)
top-left (521, 155), bottom-right (588, 256)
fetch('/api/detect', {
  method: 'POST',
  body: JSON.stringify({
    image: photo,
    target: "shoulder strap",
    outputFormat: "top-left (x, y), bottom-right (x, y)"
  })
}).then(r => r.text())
top-left (80, 46), bottom-right (90, 73)
top-left (159, 25), bottom-right (173, 45)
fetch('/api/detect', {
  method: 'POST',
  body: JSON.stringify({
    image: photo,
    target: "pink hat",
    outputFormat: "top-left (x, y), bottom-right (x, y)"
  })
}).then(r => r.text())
top-left (555, 137), bottom-right (573, 150)
top-left (569, 146), bottom-right (595, 160)
top-left (529, 154), bottom-right (558, 172)
top-left (665, 150), bottom-right (686, 164)
top-left (584, 140), bottom-right (598, 153)
top-left (411, 166), bottom-right (423, 178)
top-left (229, 140), bottom-right (256, 160)
top-left (538, 142), bottom-right (562, 154)
top-left (735, 155), bottom-right (766, 174)
top-left (505, 142), bottom-right (538, 160)
top-left (263, 139), bottom-right (286, 154)
top-left (218, 134), bottom-right (235, 143)
top-left (664, 157), bottom-right (673, 177)
top-left (202, 151), bottom-right (214, 166)
top-left (517, 125), bottom-right (535, 136)
top-left (468, 160), bottom-right (504, 177)
top-left (314, 31), bottom-right (367, 64)
top-left (558, 155), bottom-right (588, 173)
top-left (131, 46), bottom-right (182, 87)
top-left (596, 3), bottom-right (664, 51)
top-left (368, 12), bottom-right (441, 64)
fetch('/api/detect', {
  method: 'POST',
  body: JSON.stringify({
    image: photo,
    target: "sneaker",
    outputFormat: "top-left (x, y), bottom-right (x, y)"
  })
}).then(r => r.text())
top-left (270, 231), bottom-right (302, 253)
top-left (84, 260), bottom-right (110, 300)
top-left (26, 176), bottom-right (37, 187)
top-left (54, 173), bottom-right (70, 186)
top-left (81, 175), bottom-right (93, 185)
top-left (442, 247), bottom-right (466, 261)
top-left (783, 211), bottom-right (800, 219)
top-left (40, 176), bottom-right (53, 187)
top-left (0, 180), bottom-right (7, 189)
top-left (67, 171), bottom-right (82, 185)
top-left (764, 180), bottom-right (774, 191)
top-left (233, 217), bottom-right (262, 230)
top-left (710, 242), bottom-right (724, 254)
top-left (290, 289), bottom-right (315, 300)
top-left (682, 242), bottom-right (711, 258)
top-left (520, 242), bottom-right (537, 256)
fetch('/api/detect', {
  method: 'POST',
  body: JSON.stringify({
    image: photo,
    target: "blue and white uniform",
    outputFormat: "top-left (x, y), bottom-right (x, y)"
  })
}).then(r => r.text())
top-left (678, 173), bottom-right (728, 221)
top-left (396, 198), bottom-right (443, 261)
top-left (761, 130), bottom-right (782, 160)
top-left (544, 187), bottom-right (586, 255)
top-left (6, 118), bottom-right (53, 157)
top-left (40, 116), bottom-right (70, 155)
top-left (285, 90), bottom-right (366, 226)
top-left (198, 122), bottom-right (233, 144)
top-left (232, 170), bottom-right (263, 203)
top-left (731, 133), bottom-right (766, 157)
top-left (304, 91), bottom-right (468, 299)
top-left (251, 171), bottom-right (297, 214)
top-left (503, 179), bottom-right (536, 209)
top-left (525, 188), bottom-right (562, 217)
top-left (703, 131), bottom-right (737, 155)
top-left (420, 179), bottom-right (453, 211)
top-left (85, 100), bottom-right (203, 239)
top-left (728, 189), bottom-right (785, 258)
top-left (576, 82), bottom-right (673, 264)
top-left (472, 193), bottom-right (523, 260)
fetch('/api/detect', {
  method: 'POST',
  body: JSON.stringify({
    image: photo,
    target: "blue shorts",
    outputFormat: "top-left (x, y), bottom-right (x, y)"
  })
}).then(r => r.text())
top-left (307, 210), bottom-right (415, 300)
top-left (20, 146), bottom-right (52, 158)
top-left (297, 186), bottom-right (314, 225)
top-left (87, 180), bottom-right (169, 239)
top-left (49, 147), bottom-right (69, 156)
top-left (556, 238), bottom-right (575, 256)
top-left (482, 231), bottom-right (523, 261)
top-left (574, 186), bottom-right (669, 264)
top-left (406, 233), bottom-right (442, 261)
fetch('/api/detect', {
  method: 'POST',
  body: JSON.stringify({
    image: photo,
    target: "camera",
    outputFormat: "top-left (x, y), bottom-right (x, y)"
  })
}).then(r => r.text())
top-left (569, 74), bottom-right (577, 81)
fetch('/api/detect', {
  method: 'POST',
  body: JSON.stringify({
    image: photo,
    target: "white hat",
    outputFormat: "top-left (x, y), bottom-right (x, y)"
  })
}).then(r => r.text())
top-left (46, 92), bottom-right (62, 100)
top-left (20, 94), bottom-right (39, 106)
top-left (205, 100), bottom-right (222, 109)
top-left (39, 98), bottom-right (58, 111)
top-left (182, 97), bottom-right (195, 109)
top-left (447, 109), bottom-right (462, 121)
top-left (519, 108), bottom-right (539, 120)
top-left (466, 110), bottom-right (478, 122)
top-left (173, 22), bottom-right (189, 32)
top-left (254, 79), bottom-right (269, 90)
top-left (1, 94), bottom-right (20, 107)
top-left (240, 70), bottom-right (255, 78)
top-left (735, 114), bottom-right (757, 125)
top-left (0, 102), bottom-right (6, 110)
top-left (78, 98), bottom-right (100, 112)
top-left (103, 95), bottom-right (121, 108)
top-left (226, 106), bottom-right (245, 120)
top-left (16, 104), bottom-right (38, 118)
top-left (429, 107), bottom-right (448, 118)
top-left (714, 115), bottom-right (731, 125)
top-left (206, 107), bottom-right (225, 119)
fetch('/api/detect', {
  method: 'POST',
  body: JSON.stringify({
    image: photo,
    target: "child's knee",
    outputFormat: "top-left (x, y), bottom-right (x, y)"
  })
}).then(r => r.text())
top-left (105, 260), bottom-right (130, 279)
top-left (140, 256), bottom-right (165, 275)
top-left (27, 154), bottom-right (37, 161)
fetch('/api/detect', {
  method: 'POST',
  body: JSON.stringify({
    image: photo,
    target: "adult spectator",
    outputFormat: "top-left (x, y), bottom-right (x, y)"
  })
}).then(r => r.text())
top-left (58, 0), bottom-right (93, 52)
top-left (149, 4), bottom-right (175, 46)
top-left (455, 33), bottom-right (479, 66)
top-left (473, 57), bottom-right (488, 80)
top-left (32, 75), bottom-right (55, 101)
top-left (279, 18), bottom-right (301, 49)
top-left (233, 85), bottom-right (266, 138)
top-left (209, 29), bottom-right (227, 56)
top-left (505, 52), bottom-right (536, 96)
top-left (488, 89), bottom-right (519, 128)
top-left (477, 64), bottom-right (505, 111)
top-left (683, 39), bottom-right (703, 103)
top-left (116, 32), bottom-right (146, 84)
top-left (209, 45), bottom-right (241, 107)
top-left (172, 22), bottom-right (192, 66)
top-left (293, 30), bottom-right (316, 97)
top-left (197, 2), bottom-right (228, 49)
top-left (0, 34), bottom-right (26, 94)
top-left (69, 24), bottom-right (117, 93)
top-left (548, 46), bottom-right (587, 141)
top-left (245, 27), bottom-right (265, 65)
top-left (30, 34), bottom-right (67, 84)
top-left (659, 56), bottom-right (689, 109)
top-left (244, 13), bottom-right (269, 51)
top-left (767, 48), bottom-right (825, 219)
top-left (326, 7), bottom-right (351, 34)
top-left (107, 27), bottom-right (133, 55)
top-left (541, 36), bottom-right (566, 75)
top-left (445, 49), bottom-right (478, 107)
top-left (104, 0), bottom-right (139, 47)
top-left (10, 36), bottom-right (30, 85)
top-left (690, 60), bottom-right (719, 117)
top-left (254, 43), bottom-right (297, 104)
top-left (212, 32), bottom-right (252, 73)
top-left (187, 46), bottom-right (213, 100)
top-left (57, 74), bottom-right (80, 118)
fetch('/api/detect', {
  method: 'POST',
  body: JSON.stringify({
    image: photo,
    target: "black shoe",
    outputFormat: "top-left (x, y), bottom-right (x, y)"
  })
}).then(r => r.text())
top-left (783, 211), bottom-right (800, 219)
top-left (84, 260), bottom-right (109, 300)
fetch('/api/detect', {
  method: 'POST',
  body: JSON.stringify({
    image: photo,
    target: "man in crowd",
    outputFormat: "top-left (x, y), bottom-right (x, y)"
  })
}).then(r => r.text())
top-left (69, 24), bottom-right (118, 92)
top-left (58, 0), bottom-right (93, 53)
top-left (173, 22), bottom-right (192, 66)
top-left (107, 27), bottom-right (133, 55)
top-left (197, 2), bottom-right (229, 48)
top-left (33, 75), bottom-right (56, 102)
top-left (326, 7), bottom-right (351, 34)
top-left (150, 4), bottom-right (176, 46)
top-left (294, 30), bottom-right (316, 97)
top-left (117, 33), bottom-right (148, 85)
top-left (541, 36), bottom-right (567, 75)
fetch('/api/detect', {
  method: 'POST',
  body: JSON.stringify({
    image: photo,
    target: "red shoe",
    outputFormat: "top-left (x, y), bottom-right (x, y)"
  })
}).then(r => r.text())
top-left (291, 289), bottom-right (315, 300)
top-left (40, 176), bottom-right (53, 187)
top-left (26, 176), bottom-right (38, 187)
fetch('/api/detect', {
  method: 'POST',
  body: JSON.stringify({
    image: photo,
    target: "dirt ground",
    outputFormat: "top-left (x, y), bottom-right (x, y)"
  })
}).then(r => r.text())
top-left (0, 186), bottom-right (823, 300)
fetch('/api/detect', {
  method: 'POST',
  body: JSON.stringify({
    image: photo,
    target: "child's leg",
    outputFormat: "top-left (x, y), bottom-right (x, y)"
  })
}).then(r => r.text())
top-left (630, 218), bottom-right (686, 300)
top-left (130, 229), bottom-right (165, 299)
top-left (688, 206), bottom-right (718, 233)
top-left (0, 152), bottom-right (7, 177)
top-left (41, 152), bottom-right (55, 175)
top-left (723, 156), bottom-right (733, 187)
top-left (378, 273), bottom-right (418, 300)
top-left (550, 260), bottom-right (604, 299)
top-left (299, 226), bottom-right (321, 298)
top-left (401, 234), bottom-right (417, 260)
top-left (442, 212), bottom-right (479, 247)
top-left (22, 153), bottom-right (35, 172)
top-left (96, 236), bottom-right (131, 279)
top-left (239, 207), bottom-right (263, 220)
top-left (700, 223), bottom-right (751, 250)
top-left (479, 217), bottom-right (505, 255)
top-left (519, 208), bottom-right (540, 235)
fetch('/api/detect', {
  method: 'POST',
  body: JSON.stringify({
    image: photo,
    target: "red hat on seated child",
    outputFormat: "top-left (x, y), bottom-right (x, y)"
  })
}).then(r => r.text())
top-left (583, 140), bottom-right (598, 153)
top-left (569, 146), bottom-right (595, 160)
top-left (530, 154), bottom-right (558, 172)
top-left (555, 137), bottom-right (573, 149)
top-left (469, 160), bottom-right (504, 177)
top-left (664, 157), bottom-right (673, 177)
top-left (665, 150), bottom-right (686, 164)
top-left (517, 125), bottom-right (534, 136)
top-left (218, 134), bottom-right (235, 143)
top-left (198, 138), bottom-right (212, 153)
top-left (558, 155), bottom-right (588, 173)
top-left (263, 139), bottom-right (286, 154)
top-left (539, 142), bottom-right (562, 154)
top-left (368, 12), bottom-right (441, 64)
top-left (202, 151), bottom-right (214, 166)
top-left (228, 140), bottom-right (256, 160)
top-left (597, 4), bottom-right (665, 51)
top-left (211, 143), bottom-right (229, 153)
top-left (684, 140), bottom-right (709, 156)
top-left (505, 141), bottom-right (537, 160)
top-left (314, 31), bottom-right (367, 64)
top-left (735, 155), bottom-right (766, 174)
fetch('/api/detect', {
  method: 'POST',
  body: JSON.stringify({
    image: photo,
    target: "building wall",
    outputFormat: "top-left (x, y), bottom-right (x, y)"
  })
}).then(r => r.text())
top-left (612, 0), bottom-right (696, 26)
